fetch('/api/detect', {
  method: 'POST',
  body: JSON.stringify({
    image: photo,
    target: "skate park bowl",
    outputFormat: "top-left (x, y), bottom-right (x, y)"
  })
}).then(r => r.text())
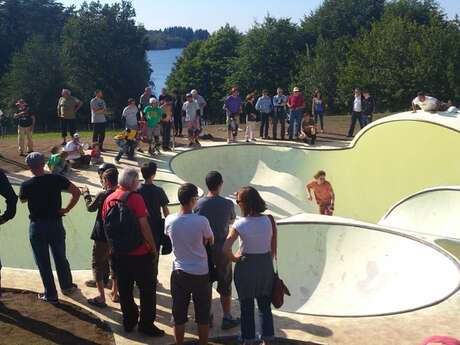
top-left (0, 180), bottom-right (183, 269)
top-left (3, 111), bottom-right (460, 317)
top-left (380, 186), bottom-right (460, 240)
top-left (274, 214), bottom-right (460, 317)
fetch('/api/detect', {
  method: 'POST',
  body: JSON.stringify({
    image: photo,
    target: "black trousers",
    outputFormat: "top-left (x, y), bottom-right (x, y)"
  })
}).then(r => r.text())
top-left (173, 114), bottom-right (182, 135)
top-left (347, 111), bottom-right (366, 137)
top-left (92, 123), bottom-right (106, 148)
top-left (112, 253), bottom-right (157, 330)
top-left (260, 112), bottom-right (271, 138)
top-left (273, 108), bottom-right (286, 139)
top-left (61, 118), bottom-right (76, 139)
top-left (162, 121), bottom-right (171, 148)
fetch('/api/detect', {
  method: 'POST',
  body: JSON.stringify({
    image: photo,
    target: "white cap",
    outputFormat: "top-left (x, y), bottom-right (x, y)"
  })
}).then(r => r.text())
top-left (191, 89), bottom-right (198, 95)
top-left (293, 87), bottom-right (300, 92)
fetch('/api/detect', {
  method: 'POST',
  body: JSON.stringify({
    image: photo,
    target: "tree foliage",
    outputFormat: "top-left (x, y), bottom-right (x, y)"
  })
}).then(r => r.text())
top-left (167, 25), bottom-right (241, 119)
top-left (227, 16), bottom-right (302, 97)
top-left (1, 35), bottom-right (63, 128)
top-left (146, 27), bottom-right (210, 50)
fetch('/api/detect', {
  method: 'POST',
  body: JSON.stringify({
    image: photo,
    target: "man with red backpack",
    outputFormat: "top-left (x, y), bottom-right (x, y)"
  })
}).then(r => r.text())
top-left (102, 168), bottom-right (164, 337)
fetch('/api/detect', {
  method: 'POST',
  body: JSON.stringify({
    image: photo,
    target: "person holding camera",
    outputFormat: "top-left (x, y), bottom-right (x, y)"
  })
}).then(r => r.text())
top-left (306, 170), bottom-right (335, 216)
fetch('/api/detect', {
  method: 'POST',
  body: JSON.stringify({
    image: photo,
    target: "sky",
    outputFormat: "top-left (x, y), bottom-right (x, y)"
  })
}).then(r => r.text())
top-left (59, 0), bottom-right (460, 32)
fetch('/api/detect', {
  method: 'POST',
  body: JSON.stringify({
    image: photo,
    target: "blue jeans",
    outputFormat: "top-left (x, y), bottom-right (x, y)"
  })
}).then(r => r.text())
top-left (314, 110), bottom-right (324, 130)
top-left (240, 296), bottom-right (274, 342)
top-left (259, 112), bottom-right (271, 138)
top-left (29, 219), bottom-right (73, 299)
top-left (289, 108), bottom-right (303, 139)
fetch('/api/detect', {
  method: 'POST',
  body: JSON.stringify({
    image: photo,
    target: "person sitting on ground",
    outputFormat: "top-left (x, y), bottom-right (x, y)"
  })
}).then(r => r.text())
top-left (0, 170), bottom-right (18, 296)
top-left (20, 152), bottom-right (81, 303)
top-left (143, 97), bottom-right (162, 155)
top-left (102, 168), bottom-right (163, 337)
top-left (182, 93), bottom-right (201, 147)
top-left (122, 98), bottom-right (139, 130)
top-left (412, 92), bottom-right (440, 113)
top-left (47, 146), bottom-right (69, 175)
top-left (90, 143), bottom-right (104, 165)
top-left (306, 170), bottom-right (335, 216)
top-left (420, 336), bottom-right (460, 345)
top-left (223, 186), bottom-right (276, 345)
top-left (194, 171), bottom-right (239, 330)
top-left (114, 128), bottom-right (137, 163)
top-left (165, 183), bottom-right (214, 345)
top-left (64, 133), bottom-right (91, 169)
top-left (83, 167), bottom-right (119, 308)
top-left (300, 113), bottom-right (317, 145)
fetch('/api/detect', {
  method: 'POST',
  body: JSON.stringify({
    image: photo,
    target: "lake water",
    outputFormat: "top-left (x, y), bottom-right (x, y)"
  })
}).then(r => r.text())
top-left (147, 48), bottom-right (183, 94)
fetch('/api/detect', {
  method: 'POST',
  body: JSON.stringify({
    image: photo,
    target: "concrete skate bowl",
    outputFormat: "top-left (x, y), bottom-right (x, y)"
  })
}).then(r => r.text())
top-left (0, 180), bottom-right (183, 270)
top-left (380, 186), bottom-right (460, 240)
top-left (380, 186), bottom-right (460, 261)
top-left (275, 216), bottom-right (460, 317)
top-left (170, 112), bottom-right (460, 222)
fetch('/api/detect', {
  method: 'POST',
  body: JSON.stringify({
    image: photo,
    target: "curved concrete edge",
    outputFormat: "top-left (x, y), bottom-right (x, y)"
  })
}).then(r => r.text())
top-left (379, 186), bottom-right (460, 241)
top-left (275, 212), bottom-right (460, 318)
top-left (380, 185), bottom-right (460, 222)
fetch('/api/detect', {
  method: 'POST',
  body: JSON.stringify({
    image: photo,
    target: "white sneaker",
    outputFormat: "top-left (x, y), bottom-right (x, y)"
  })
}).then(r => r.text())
top-left (227, 139), bottom-right (231, 144)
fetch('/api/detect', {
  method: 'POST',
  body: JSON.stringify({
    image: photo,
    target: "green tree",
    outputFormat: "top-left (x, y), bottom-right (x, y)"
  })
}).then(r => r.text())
top-left (167, 25), bottom-right (241, 121)
top-left (301, 0), bottom-right (385, 44)
top-left (1, 35), bottom-right (63, 129)
top-left (227, 16), bottom-right (302, 96)
top-left (337, 15), bottom-right (460, 111)
top-left (293, 37), bottom-right (349, 112)
top-left (60, 0), bottom-right (150, 122)
top-left (0, 0), bottom-right (69, 75)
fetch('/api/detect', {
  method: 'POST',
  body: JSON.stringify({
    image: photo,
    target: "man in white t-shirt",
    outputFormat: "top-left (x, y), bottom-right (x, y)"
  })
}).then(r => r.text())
top-left (165, 183), bottom-right (214, 345)
top-left (412, 92), bottom-right (440, 112)
top-left (64, 133), bottom-right (91, 168)
top-left (182, 93), bottom-right (201, 146)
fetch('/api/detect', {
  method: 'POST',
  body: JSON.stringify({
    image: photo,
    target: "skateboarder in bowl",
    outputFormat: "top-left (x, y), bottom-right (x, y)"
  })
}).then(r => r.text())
top-left (306, 170), bottom-right (335, 216)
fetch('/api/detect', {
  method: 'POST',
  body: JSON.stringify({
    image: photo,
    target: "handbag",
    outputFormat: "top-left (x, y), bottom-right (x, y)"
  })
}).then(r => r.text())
top-left (267, 215), bottom-right (291, 308)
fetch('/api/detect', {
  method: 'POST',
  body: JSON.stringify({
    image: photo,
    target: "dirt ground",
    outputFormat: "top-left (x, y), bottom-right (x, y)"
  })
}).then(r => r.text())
top-left (0, 289), bottom-right (114, 345)
top-left (0, 113), bottom-right (377, 174)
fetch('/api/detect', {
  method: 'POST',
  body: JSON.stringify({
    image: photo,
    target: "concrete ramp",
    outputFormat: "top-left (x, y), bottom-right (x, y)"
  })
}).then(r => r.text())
top-left (380, 187), bottom-right (460, 240)
top-left (276, 214), bottom-right (460, 316)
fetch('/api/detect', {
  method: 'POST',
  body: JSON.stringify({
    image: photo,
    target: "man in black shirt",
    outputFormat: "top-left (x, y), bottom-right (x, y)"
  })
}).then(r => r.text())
top-left (0, 170), bottom-right (18, 295)
top-left (13, 99), bottom-right (35, 156)
top-left (172, 90), bottom-right (183, 137)
top-left (19, 152), bottom-right (81, 303)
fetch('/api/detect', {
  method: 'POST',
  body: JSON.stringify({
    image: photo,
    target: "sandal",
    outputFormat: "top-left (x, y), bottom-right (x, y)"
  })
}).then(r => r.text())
top-left (87, 297), bottom-right (107, 308)
top-left (110, 294), bottom-right (120, 303)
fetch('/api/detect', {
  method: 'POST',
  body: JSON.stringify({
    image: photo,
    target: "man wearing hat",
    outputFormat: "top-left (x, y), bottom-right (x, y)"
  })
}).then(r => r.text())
top-left (64, 133), bottom-right (91, 168)
top-left (191, 89), bottom-right (207, 130)
top-left (19, 152), bottom-right (81, 303)
top-left (13, 99), bottom-right (35, 156)
top-left (287, 87), bottom-right (305, 140)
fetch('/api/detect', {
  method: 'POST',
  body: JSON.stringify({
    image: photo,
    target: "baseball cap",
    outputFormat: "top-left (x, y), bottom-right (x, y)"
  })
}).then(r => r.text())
top-left (186, 93), bottom-right (193, 98)
top-left (73, 133), bottom-right (80, 139)
top-left (191, 89), bottom-right (198, 95)
top-left (149, 97), bottom-right (158, 103)
top-left (25, 152), bottom-right (45, 169)
top-left (293, 87), bottom-right (300, 92)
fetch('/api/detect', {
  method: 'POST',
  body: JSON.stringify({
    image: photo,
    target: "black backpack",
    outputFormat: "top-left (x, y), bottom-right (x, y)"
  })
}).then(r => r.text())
top-left (103, 192), bottom-right (144, 254)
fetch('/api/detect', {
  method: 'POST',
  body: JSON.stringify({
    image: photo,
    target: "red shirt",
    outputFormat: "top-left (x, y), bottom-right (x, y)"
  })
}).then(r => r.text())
top-left (102, 187), bottom-right (151, 256)
top-left (307, 180), bottom-right (333, 206)
top-left (288, 94), bottom-right (305, 110)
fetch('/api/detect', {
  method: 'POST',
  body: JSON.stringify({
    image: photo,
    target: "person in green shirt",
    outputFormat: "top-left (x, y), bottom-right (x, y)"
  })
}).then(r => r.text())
top-left (47, 146), bottom-right (69, 175)
top-left (143, 97), bottom-right (162, 155)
